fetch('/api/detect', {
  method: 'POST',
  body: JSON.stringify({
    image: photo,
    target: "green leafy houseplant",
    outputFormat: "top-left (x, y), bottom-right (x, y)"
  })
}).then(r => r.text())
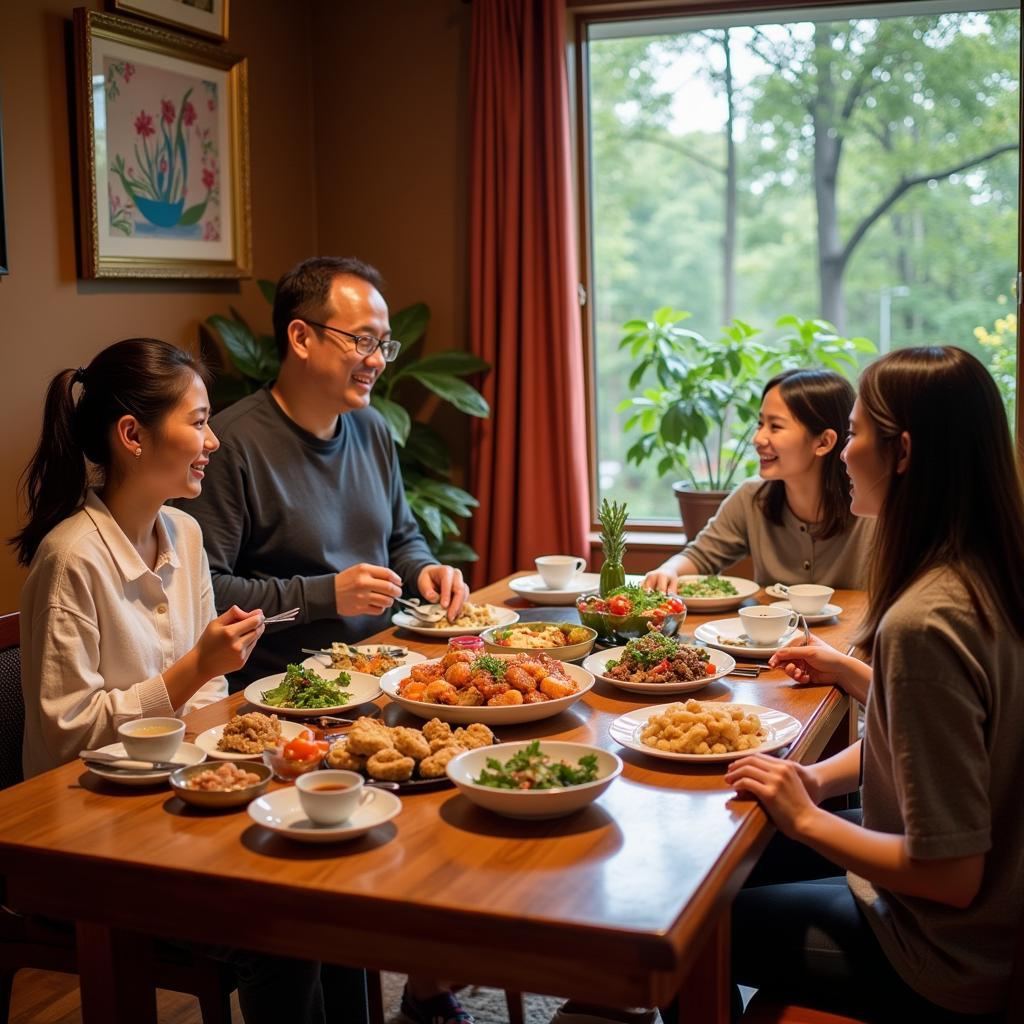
top-left (200, 283), bottom-right (490, 563)
top-left (618, 308), bottom-right (875, 492)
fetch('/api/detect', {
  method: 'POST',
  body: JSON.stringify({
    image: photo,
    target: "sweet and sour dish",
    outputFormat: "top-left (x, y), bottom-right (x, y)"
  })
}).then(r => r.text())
top-left (397, 650), bottom-right (580, 707)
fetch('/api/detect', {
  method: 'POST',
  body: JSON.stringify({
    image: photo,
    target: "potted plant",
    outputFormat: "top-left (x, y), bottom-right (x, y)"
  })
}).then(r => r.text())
top-left (618, 308), bottom-right (874, 538)
top-left (200, 284), bottom-right (489, 563)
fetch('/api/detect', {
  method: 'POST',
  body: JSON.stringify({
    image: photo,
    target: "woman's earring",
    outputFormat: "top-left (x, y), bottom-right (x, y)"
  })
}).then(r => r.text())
top-left (134, 447), bottom-right (143, 460)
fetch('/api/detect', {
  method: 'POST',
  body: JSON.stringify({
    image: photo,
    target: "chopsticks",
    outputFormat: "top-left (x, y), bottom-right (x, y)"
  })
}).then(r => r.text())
top-left (263, 607), bottom-right (300, 624)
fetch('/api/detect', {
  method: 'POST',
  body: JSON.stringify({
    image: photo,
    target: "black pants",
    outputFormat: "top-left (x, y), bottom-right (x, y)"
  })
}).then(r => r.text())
top-left (173, 943), bottom-right (368, 1024)
top-left (730, 810), bottom-right (1002, 1023)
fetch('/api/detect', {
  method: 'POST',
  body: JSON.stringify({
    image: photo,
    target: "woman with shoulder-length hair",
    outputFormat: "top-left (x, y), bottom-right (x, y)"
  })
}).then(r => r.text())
top-left (725, 346), bottom-right (1024, 1021)
top-left (645, 367), bottom-right (873, 592)
top-left (14, 338), bottom-right (265, 778)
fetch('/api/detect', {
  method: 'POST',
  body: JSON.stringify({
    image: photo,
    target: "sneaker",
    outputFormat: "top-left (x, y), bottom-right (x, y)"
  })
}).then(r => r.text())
top-left (549, 1002), bottom-right (659, 1024)
top-left (400, 986), bottom-right (475, 1024)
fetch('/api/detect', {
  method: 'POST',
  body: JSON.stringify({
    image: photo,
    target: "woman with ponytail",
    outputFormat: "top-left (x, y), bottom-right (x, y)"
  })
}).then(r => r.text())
top-left (14, 339), bottom-right (266, 778)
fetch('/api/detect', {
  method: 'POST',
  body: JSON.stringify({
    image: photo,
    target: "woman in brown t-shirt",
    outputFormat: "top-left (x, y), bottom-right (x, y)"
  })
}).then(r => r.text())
top-left (645, 368), bottom-right (871, 591)
top-left (722, 346), bottom-right (1024, 1020)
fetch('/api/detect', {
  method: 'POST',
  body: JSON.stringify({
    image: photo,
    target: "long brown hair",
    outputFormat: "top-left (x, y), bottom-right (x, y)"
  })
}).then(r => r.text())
top-left (10, 339), bottom-right (209, 566)
top-left (757, 368), bottom-right (855, 539)
top-left (856, 346), bottom-right (1024, 644)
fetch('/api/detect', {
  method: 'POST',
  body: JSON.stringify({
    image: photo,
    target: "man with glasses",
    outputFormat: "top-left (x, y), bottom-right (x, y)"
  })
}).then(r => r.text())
top-left (185, 256), bottom-right (469, 690)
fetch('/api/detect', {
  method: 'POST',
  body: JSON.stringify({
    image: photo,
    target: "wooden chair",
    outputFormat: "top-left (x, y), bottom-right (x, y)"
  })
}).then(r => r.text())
top-left (0, 611), bottom-right (236, 1024)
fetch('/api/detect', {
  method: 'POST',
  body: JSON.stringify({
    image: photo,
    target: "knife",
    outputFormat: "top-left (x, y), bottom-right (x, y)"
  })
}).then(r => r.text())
top-left (79, 750), bottom-right (184, 772)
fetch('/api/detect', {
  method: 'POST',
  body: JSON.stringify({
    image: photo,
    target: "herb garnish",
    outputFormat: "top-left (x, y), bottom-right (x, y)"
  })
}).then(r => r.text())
top-left (470, 654), bottom-right (508, 678)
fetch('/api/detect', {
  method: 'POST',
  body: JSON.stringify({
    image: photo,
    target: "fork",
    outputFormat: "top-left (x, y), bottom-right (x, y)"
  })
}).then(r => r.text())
top-left (799, 614), bottom-right (811, 646)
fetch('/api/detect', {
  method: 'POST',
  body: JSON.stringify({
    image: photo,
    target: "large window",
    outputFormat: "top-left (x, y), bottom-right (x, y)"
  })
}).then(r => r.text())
top-left (581, 1), bottom-right (1021, 521)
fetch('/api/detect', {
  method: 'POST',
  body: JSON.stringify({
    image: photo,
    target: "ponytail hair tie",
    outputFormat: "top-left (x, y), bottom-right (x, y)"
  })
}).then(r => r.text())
top-left (73, 367), bottom-right (88, 384)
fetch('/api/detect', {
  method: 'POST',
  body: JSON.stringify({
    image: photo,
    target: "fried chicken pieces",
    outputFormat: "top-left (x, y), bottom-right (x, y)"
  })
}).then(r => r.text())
top-left (326, 716), bottom-right (494, 782)
top-left (397, 650), bottom-right (579, 706)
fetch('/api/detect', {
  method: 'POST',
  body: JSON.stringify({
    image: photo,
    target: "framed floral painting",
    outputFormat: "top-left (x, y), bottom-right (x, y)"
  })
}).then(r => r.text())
top-left (73, 9), bottom-right (250, 279)
top-left (0, 94), bottom-right (8, 276)
top-left (109, 0), bottom-right (229, 43)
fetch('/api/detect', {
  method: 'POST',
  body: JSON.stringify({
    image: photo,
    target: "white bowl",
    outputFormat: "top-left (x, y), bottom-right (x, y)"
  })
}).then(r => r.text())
top-left (445, 741), bottom-right (622, 819)
top-left (379, 657), bottom-right (594, 725)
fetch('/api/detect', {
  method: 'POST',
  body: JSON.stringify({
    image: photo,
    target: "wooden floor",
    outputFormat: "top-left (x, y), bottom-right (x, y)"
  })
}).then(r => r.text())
top-left (9, 969), bottom-right (243, 1024)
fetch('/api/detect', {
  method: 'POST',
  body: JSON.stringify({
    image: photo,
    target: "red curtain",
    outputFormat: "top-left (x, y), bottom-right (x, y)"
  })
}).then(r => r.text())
top-left (468, 0), bottom-right (591, 587)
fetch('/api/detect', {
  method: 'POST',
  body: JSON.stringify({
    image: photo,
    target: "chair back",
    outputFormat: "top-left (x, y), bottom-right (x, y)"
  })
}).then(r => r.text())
top-left (0, 613), bottom-right (24, 790)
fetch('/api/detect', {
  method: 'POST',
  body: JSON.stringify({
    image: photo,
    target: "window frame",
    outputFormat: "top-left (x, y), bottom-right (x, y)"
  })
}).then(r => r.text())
top-left (570, 0), bottom-right (1024, 534)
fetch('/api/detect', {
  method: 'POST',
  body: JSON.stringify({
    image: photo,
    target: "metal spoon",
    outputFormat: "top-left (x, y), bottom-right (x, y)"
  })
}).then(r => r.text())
top-left (393, 597), bottom-right (446, 623)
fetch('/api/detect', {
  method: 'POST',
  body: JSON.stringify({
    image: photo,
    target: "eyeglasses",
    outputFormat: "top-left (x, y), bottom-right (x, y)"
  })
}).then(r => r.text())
top-left (302, 320), bottom-right (402, 363)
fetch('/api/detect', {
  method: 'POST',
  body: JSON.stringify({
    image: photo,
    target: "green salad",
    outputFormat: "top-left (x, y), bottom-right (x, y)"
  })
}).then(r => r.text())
top-left (473, 740), bottom-right (600, 790)
top-left (678, 575), bottom-right (739, 598)
top-left (606, 631), bottom-right (682, 670)
top-left (260, 664), bottom-right (352, 709)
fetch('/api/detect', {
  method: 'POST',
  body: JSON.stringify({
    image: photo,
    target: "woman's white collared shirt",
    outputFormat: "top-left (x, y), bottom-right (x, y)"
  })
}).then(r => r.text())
top-left (20, 490), bottom-right (226, 778)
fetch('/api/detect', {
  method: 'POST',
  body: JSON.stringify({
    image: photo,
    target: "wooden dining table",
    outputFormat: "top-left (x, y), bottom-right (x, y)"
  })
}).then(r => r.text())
top-left (0, 575), bottom-right (865, 1024)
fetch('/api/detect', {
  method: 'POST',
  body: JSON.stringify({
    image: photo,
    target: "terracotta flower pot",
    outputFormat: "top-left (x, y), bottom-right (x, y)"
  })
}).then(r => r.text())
top-left (672, 482), bottom-right (729, 542)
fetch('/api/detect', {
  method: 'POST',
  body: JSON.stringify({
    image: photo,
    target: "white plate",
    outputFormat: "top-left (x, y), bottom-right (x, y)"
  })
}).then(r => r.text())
top-left (674, 575), bottom-right (761, 612)
top-left (609, 702), bottom-right (803, 763)
top-left (379, 657), bottom-right (595, 725)
top-left (83, 741), bottom-right (206, 787)
top-left (247, 785), bottom-right (401, 843)
top-left (769, 600), bottom-right (843, 624)
top-left (507, 573), bottom-right (603, 606)
top-left (446, 742), bottom-right (622, 819)
top-left (243, 668), bottom-right (382, 717)
top-left (195, 719), bottom-right (309, 761)
top-left (391, 605), bottom-right (519, 638)
top-left (301, 646), bottom-right (427, 673)
top-left (583, 645), bottom-right (736, 694)
top-left (693, 618), bottom-right (798, 660)
top-left (764, 584), bottom-right (788, 600)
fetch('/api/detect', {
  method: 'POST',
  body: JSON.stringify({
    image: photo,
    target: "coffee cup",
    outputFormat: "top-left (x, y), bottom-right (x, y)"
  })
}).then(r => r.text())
top-left (773, 583), bottom-right (834, 616)
top-left (295, 769), bottom-right (371, 826)
top-left (738, 606), bottom-right (799, 645)
top-left (535, 555), bottom-right (587, 590)
top-left (118, 717), bottom-right (185, 762)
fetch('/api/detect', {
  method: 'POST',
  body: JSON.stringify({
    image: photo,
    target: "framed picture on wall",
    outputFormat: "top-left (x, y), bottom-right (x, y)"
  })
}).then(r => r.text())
top-left (73, 9), bottom-right (251, 279)
top-left (109, 0), bottom-right (229, 43)
top-left (0, 94), bottom-right (8, 275)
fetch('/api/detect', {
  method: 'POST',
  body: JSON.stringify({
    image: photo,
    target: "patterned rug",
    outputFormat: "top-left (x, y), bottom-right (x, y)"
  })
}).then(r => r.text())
top-left (381, 974), bottom-right (565, 1024)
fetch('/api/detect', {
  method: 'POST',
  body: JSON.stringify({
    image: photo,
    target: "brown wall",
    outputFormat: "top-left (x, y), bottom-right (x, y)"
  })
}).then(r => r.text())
top-left (308, 0), bottom-right (472, 476)
top-left (0, 0), bottom-right (472, 610)
top-left (0, 0), bottom-right (321, 609)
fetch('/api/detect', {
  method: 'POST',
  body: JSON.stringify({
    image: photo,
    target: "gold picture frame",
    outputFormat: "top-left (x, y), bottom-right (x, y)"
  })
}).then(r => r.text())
top-left (110, 0), bottom-right (229, 44)
top-left (73, 9), bottom-right (251, 279)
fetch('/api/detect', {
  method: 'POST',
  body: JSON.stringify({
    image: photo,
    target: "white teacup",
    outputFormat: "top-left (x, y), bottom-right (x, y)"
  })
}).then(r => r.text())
top-left (296, 770), bottom-right (371, 826)
top-left (535, 555), bottom-right (587, 590)
top-left (738, 606), bottom-right (799, 646)
top-left (118, 717), bottom-right (185, 762)
top-left (773, 583), bottom-right (834, 616)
